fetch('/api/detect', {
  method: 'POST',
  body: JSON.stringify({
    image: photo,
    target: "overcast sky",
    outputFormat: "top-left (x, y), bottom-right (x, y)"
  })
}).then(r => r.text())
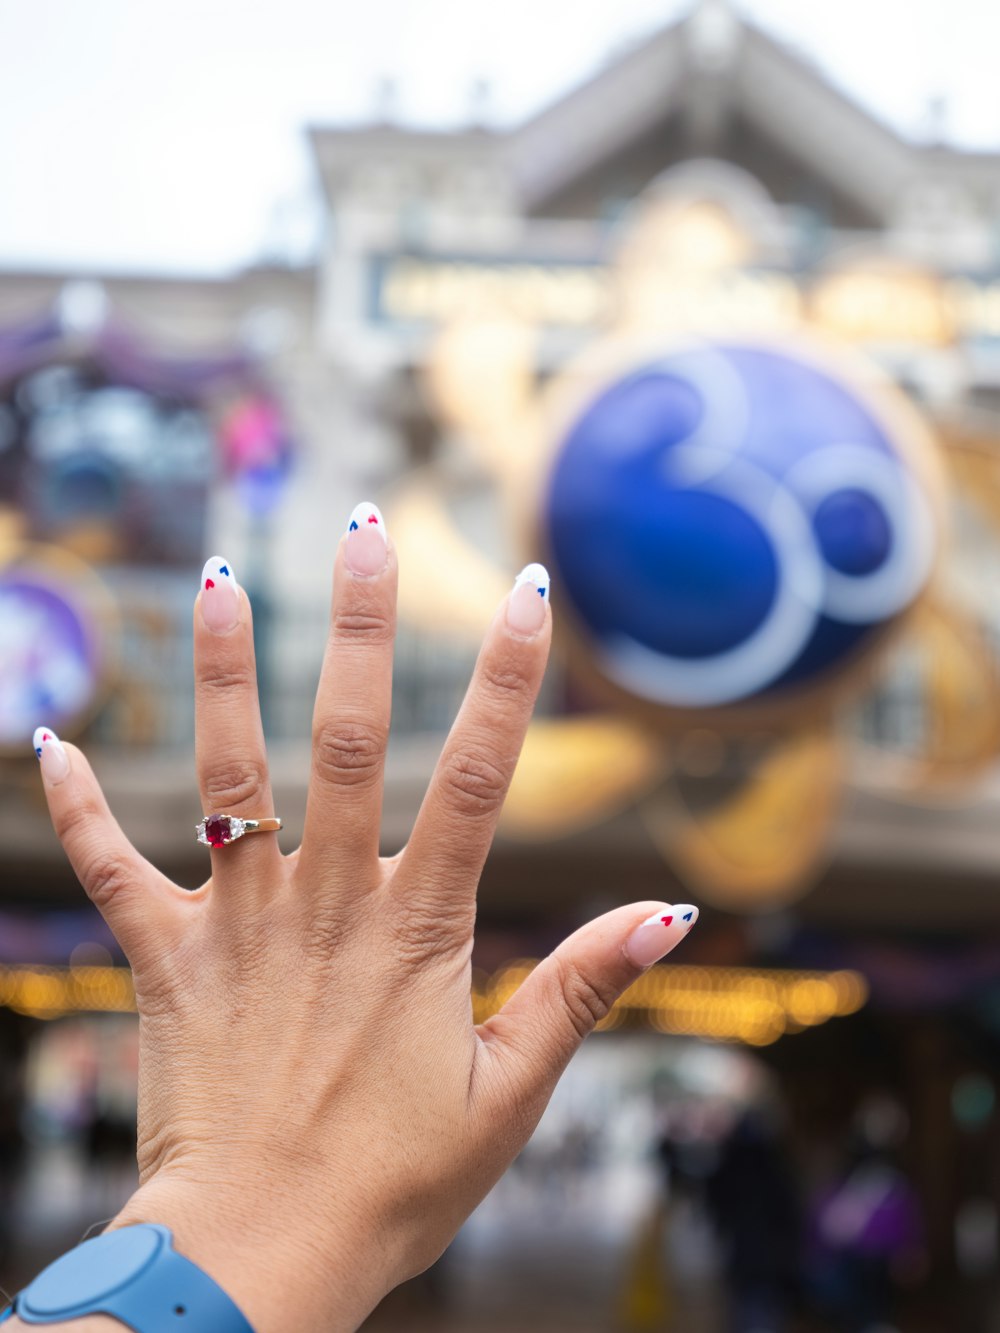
top-left (0, 0), bottom-right (998, 275)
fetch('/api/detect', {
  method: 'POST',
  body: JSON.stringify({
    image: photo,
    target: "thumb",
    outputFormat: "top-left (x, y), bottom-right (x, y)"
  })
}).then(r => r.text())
top-left (477, 900), bottom-right (699, 1106)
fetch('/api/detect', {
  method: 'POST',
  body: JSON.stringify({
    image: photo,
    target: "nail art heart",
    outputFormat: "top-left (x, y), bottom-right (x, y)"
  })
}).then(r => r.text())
top-left (349, 520), bottom-right (359, 531)
top-left (661, 915), bottom-right (673, 927)
top-left (682, 911), bottom-right (693, 922)
top-left (205, 578), bottom-right (215, 589)
top-left (219, 564), bottom-right (229, 576)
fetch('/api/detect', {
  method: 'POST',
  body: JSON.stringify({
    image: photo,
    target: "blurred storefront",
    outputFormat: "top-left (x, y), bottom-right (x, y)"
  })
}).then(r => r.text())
top-left (4, 3), bottom-right (1000, 1328)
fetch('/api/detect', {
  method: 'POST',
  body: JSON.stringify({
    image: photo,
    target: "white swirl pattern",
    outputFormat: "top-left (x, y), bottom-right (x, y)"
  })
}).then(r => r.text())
top-left (597, 350), bottom-right (937, 707)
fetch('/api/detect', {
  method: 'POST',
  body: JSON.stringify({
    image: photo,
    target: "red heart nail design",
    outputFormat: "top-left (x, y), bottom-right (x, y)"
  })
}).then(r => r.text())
top-left (205, 578), bottom-right (215, 589)
top-left (661, 915), bottom-right (673, 927)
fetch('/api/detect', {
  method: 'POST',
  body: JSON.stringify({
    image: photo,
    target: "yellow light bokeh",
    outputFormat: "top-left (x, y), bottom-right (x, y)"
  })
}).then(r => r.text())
top-left (0, 961), bottom-right (866, 1048)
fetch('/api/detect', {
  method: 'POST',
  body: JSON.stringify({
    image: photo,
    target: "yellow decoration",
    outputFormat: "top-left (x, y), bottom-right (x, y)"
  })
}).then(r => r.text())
top-left (501, 715), bottom-right (667, 838)
top-left (390, 480), bottom-right (511, 639)
top-left (643, 728), bottom-right (844, 909)
top-left (424, 317), bottom-right (540, 476)
top-left (616, 1201), bottom-right (673, 1330)
top-left (810, 260), bottom-right (958, 347)
top-left (857, 599), bottom-right (1000, 790)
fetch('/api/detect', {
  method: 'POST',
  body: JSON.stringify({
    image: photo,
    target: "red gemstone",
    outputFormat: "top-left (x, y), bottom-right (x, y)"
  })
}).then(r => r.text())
top-left (204, 815), bottom-right (231, 847)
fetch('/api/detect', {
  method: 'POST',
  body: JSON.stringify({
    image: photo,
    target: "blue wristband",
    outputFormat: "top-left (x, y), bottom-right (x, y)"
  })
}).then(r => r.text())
top-left (2, 1224), bottom-right (255, 1332)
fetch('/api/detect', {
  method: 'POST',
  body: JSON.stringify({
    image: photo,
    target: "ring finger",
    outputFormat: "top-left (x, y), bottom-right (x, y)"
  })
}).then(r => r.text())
top-left (193, 556), bottom-right (280, 893)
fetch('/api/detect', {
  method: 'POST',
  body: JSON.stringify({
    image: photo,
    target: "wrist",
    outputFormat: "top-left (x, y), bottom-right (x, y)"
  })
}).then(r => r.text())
top-left (105, 1171), bottom-right (389, 1333)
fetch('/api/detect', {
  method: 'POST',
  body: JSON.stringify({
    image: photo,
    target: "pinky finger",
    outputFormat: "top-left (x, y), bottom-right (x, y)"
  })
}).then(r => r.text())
top-left (33, 729), bottom-right (183, 968)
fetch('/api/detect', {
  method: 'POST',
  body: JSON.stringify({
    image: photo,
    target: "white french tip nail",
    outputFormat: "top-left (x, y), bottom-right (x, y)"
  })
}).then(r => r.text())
top-left (347, 501), bottom-right (387, 542)
top-left (32, 726), bottom-right (54, 758)
top-left (33, 726), bottom-right (70, 783)
top-left (513, 562), bottom-right (550, 599)
top-left (200, 555), bottom-right (238, 591)
top-left (625, 903), bottom-right (699, 968)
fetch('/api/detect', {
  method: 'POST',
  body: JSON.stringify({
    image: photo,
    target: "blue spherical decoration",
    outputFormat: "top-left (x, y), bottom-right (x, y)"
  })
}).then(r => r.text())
top-left (543, 341), bottom-right (937, 710)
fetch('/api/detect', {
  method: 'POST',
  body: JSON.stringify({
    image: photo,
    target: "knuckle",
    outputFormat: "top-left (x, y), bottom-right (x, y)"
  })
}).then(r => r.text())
top-left (439, 748), bottom-right (510, 821)
top-left (332, 604), bottom-right (395, 646)
top-left (201, 758), bottom-right (268, 810)
top-left (80, 849), bottom-right (135, 911)
top-left (198, 663), bottom-right (256, 696)
top-left (389, 907), bottom-right (446, 969)
top-left (300, 911), bottom-right (351, 965)
top-left (479, 657), bottom-right (533, 707)
top-left (53, 793), bottom-right (98, 848)
top-left (387, 897), bottom-right (468, 971)
top-left (312, 719), bottom-right (385, 790)
top-left (556, 957), bottom-right (615, 1040)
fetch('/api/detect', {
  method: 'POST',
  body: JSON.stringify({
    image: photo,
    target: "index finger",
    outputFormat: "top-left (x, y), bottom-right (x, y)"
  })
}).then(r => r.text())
top-left (395, 564), bottom-right (551, 944)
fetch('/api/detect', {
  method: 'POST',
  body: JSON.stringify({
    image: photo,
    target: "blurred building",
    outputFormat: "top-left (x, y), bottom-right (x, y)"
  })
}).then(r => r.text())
top-left (4, 3), bottom-right (1000, 1323)
top-left (3, 1), bottom-right (1000, 906)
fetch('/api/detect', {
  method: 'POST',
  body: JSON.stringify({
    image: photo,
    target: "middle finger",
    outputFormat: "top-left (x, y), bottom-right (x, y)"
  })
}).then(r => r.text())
top-left (297, 502), bottom-right (397, 889)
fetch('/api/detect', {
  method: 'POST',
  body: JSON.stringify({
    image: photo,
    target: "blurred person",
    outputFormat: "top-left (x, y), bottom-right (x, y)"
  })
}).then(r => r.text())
top-left (0, 1014), bottom-right (29, 1269)
top-left (703, 1108), bottom-right (800, 1333)
top-left (2, 508), bottom-right (699, 1331)
top-left (805, 1093), bottom-right (926, 1333)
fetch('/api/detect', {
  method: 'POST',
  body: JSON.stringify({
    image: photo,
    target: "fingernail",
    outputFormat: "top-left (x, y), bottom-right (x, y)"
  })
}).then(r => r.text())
top-left (33, 727), bottom-right (70, 785)
top-left (345, 501), bottom-right (388, 575)
top-left (200, 556), bottom-right (240, 634)
top-left (625, 904), bottom-right (699, 968)
top-left (507, 562), bottom-right (550, 635)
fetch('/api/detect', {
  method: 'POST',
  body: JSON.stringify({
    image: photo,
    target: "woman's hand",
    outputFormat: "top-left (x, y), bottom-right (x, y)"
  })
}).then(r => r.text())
top-left (25, 505), bottom-right (697, 1332)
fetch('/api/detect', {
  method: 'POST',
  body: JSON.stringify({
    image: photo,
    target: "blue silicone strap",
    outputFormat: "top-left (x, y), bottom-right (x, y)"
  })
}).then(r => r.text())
top-left (7, 1224), bottom-right (255, 1332)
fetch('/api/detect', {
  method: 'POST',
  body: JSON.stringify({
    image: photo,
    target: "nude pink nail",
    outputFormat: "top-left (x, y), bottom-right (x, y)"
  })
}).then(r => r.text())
top-left (32, 726), bottom-right (70, 785)
top-left (507, 563), bottom-right (550, 636)
top-left (200, 556), bottom-right (240, 634)
top-left (625, 904), bottom-right (699, 968)
top-left (345, 501), bottom-right (388, 575)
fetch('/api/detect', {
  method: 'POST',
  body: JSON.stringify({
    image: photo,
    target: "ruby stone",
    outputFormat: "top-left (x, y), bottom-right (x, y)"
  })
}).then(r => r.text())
top-left (204, 815), bottom-right (231, 847)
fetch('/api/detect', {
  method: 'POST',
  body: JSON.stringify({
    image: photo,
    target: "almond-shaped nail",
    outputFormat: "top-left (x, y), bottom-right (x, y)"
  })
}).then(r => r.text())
top-left (345, 502), bottom-right (388, 575)
top-left (625, 904), bottom-right (699, 968)
top-left (200, 556), bottom-right (240, 634)
top-left (507, 562), bottom-right (550, 636)
top-left (33, 727), bottom-right (70, 785)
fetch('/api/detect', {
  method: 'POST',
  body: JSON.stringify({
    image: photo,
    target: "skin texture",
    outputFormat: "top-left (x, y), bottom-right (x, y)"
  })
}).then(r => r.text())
top-left (12, 530), bottom-right (693, 1332)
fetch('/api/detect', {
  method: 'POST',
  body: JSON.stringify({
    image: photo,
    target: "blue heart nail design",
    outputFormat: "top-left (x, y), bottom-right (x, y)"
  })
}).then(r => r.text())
top-left (683, 911), bottom-right (693, 921)
top-left (219, 564), bottom-right (229, 577)
top-left (349, 520), bottom-right (359, 531)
